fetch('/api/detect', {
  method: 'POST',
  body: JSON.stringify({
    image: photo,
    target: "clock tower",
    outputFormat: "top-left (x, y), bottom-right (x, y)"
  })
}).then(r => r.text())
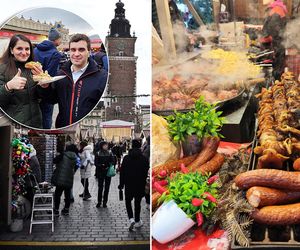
top-left (105, 0), bottom-right (137, 123)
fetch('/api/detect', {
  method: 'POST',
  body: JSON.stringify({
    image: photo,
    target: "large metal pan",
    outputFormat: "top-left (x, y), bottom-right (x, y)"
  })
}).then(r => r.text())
top-left (152, 86), bottom-right (246, 117)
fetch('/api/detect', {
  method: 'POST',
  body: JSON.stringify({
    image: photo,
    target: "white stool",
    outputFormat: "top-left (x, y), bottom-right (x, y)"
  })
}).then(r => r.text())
top-left (29, 193), bottom-right (54, 234)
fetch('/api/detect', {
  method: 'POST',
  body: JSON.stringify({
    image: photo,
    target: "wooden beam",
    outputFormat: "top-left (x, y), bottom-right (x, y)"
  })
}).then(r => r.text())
top-left (183, 0), bottom-right (205, 26)
top-left (286, 0), bottom-right (293, 17)
top-left (155, 0), bottom-right (176, 60)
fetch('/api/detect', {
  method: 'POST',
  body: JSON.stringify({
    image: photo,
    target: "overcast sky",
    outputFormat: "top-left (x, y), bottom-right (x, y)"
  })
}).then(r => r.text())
top-left (0, 0), bottom-right (151, 105)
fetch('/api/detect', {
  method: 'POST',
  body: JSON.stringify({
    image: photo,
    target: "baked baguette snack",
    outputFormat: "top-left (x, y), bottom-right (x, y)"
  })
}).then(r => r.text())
top-left (25, 61), bottom-right (42, 69)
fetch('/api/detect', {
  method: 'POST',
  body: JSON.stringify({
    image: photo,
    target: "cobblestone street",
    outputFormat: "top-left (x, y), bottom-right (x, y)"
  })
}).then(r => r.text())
top-left (0, 169), bottom-right (150, 249)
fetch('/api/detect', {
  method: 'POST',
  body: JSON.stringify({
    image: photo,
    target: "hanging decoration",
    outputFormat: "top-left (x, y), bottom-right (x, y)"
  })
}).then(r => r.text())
top-left (11, 137), bottom-right (32, 216)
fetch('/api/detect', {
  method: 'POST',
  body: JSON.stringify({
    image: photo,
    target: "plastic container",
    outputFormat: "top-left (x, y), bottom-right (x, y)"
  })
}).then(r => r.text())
top-left (152, 200), bottom-right (195, 244)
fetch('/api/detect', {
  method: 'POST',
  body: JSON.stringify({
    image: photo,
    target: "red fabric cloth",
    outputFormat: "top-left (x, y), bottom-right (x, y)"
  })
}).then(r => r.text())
top-left (260, 35), bottom-right (273, 44)
top-left (218, 141), bottom-right (250, 155)
top-left (152, 229), bottom-right (226, 250)
top-left (152, 142), bottom-right (247, 249)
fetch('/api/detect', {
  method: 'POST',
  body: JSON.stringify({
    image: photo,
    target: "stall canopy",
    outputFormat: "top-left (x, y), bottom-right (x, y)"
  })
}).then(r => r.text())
top-left (100, 120), bottom-right (134, 142)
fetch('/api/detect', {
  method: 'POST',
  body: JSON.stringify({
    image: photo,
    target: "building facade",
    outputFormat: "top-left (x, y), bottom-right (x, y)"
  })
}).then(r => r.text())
top-left (104, 0), bottom-right (137, 123)
top-left (0, 15), bottom-right (69, 51)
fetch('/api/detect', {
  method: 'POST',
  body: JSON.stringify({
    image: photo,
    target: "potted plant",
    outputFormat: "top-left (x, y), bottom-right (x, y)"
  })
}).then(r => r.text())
top-left (166, 97), bottom-right (225, 156)
top-left (152, 172), bottom-right (219, 244)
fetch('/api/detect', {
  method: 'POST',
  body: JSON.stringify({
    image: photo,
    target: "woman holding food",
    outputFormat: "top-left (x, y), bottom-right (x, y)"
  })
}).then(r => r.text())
top-left (0, 34), bottom-right (45, 128)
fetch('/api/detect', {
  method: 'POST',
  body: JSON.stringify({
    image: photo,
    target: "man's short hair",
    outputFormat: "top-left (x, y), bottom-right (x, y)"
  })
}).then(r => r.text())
top-left (69, 33), bottom-right (91, 51)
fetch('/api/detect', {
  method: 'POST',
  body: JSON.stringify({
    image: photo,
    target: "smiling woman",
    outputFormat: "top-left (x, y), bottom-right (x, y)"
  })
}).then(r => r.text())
top-left (0, 34), bottom-right (45, 128)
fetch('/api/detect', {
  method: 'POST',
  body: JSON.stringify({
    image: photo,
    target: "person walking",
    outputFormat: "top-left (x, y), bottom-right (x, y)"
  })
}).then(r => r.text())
top-left (93, 43), bottom-right (108, 71)
top-left (34, 27), bottom-right (62, 129)
top-left (28, 145), bottom-right (42, 183)
top-left (24, 145), bottom-right (42, 206)
top-left (65, 141), bottom-right (80, 203)
top-left (118, 140), bottom-right (149, 230)
top-left (94, 138), bottom-right (104, 178)
top-left (112, 142), bottom-right (122, 170)
top-left (79, 140), bottom-right (94, 200)
top-left (142, 136), bottom-right (150, 210)
top-left (52, 144), bottom-right (77, 216)
top-left (95, 141), bottom-right (116, 208)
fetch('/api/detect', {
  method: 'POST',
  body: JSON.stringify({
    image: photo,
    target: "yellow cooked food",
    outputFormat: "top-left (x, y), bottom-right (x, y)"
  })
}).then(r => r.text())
top-left (202, 48), bottom-right (261, 78)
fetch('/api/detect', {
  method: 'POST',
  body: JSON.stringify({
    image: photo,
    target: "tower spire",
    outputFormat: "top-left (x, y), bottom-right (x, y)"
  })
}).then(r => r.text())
top-left (108, 0), bottom-right (131, 38)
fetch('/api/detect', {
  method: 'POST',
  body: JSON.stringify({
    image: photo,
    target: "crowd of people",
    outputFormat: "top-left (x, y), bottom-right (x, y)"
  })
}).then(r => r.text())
top-left (0, 27), bottom-right (108, 129)
top-left (25, 136), bottom-right (150, 230)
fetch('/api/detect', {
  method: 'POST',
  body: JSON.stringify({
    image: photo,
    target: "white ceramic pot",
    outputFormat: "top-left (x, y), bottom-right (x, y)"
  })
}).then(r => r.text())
top-left (152, 200), bottom-right (195, 244)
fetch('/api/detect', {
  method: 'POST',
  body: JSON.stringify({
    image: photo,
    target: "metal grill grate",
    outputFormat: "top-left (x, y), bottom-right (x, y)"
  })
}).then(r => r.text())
top-left (232, 137), bottom-right (300, 249)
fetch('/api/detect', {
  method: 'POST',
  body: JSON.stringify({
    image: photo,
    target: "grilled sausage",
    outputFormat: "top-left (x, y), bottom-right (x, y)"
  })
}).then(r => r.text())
top-left (235, 169), bottom-right (300, 190)
top-left (192, 153), bottom-right (225, 175)
top-left (252, 203), bottom-right (300, 225)
top-left (152, 154), bottom-right (197, 178)
top-left (152, 192), bottom-right (161, 210)
top-left (293, 158), bottom-right (300, 171)
top-left (246, 186), bottom-right (300, 207)
top-left (187, 137), bottom-right (220, 170)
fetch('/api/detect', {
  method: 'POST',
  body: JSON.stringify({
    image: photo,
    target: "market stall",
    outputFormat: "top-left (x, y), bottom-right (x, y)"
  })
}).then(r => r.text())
top-left (100, 120), bottom-right (135, 142)
top-left (0, 114), bottom-right (13, 226)
top-left (152, 0), bottom-right (300, 249)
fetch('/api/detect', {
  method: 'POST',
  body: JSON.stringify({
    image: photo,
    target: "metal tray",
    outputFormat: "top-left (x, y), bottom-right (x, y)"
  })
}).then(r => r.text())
top-left (232, 134), bottom-right (300, 249)
top-left (152, 87), bottom-right (246, 117)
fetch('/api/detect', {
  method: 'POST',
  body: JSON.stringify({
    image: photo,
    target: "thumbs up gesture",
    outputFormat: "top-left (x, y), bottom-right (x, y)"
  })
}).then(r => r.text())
top-left (6, 69), bottom-right (27, 90)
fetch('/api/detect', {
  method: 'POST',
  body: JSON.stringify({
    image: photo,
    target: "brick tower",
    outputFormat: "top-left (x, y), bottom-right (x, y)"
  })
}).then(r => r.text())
top-left (105, 0), bottom-right (137, 123)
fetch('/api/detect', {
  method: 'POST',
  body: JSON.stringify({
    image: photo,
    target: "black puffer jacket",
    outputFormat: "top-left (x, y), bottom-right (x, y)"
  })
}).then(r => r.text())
top-left (120, 148), bottom-right (149, 197)
top-left (39, 57), bottom-right (107, 128)
top-left (95, 149), bottom-right (116, 176)
top-left (0, 62), bottom-right (42, 128)
top-left (52, 151), bottom-right (77, 188)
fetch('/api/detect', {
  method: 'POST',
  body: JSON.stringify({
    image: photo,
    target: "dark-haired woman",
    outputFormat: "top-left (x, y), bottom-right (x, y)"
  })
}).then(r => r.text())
top-left (52, 143), bottom-right (77, 216)
top-left (0, 34), bottom-right (45, 128)
top-left (94, 141), bottom-right (116, 208)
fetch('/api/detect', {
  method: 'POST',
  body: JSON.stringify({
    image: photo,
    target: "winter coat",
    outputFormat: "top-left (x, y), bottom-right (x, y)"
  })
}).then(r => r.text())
top-left (29, 155), bottom-right (42, 183)
top-left (261, 4), bottom-right (287, 80)
top-left (95, 149), bottom-right (115, 177)
top-left (112, 145), bottom-right (122, 158)
top-left (34, 40), bottom-right (61, 77)
top-left (38, 57), bottom-right (107, 128)
top-left (52, 151), bottom-right (77, 188)
top-left (120, 148), bottom-right (149, 197)
top-left (80, 145), bottom-right (94, 179)
top-left (93, 52), bottom-right (108, 71)
top-left (142, 144), bottom-right (150, 161)
top-left (0, 62), bottom-right (42, 128)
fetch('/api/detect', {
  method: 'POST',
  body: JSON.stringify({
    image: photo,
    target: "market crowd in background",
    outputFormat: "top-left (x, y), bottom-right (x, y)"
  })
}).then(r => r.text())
top-left (24, 136), bottom-right (150, 230)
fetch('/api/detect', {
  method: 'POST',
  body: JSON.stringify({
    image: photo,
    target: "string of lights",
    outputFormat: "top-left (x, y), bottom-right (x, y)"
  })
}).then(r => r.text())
top-left (102, 94), bottom-right (150, 98)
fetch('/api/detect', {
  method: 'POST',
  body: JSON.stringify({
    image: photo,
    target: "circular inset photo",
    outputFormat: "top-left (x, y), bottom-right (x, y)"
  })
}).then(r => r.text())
top-left (0, 7), bottom-right (108, 130)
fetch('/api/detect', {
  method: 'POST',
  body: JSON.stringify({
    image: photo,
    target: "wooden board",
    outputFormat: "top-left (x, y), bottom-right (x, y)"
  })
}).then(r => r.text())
top-left (155, 0), bottom-right (176, 60)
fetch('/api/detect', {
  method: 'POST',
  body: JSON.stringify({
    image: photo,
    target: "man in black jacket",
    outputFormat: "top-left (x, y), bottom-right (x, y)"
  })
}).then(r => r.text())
top-left (118, 140), bottom-right (149, 231)
top-left (261, 0), bottom-right (287, 80)
top-left (39, 34), bottom-right (107, 128)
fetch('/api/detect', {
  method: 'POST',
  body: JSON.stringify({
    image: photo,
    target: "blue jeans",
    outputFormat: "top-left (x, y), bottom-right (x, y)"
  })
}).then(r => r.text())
top-left (40, 101), bottom-right (54, 129)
